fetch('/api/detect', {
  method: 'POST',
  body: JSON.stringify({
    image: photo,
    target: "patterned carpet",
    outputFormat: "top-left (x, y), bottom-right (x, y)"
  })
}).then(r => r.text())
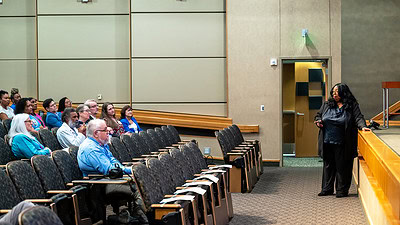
top-left (229, 167), bottom-right (367, 225)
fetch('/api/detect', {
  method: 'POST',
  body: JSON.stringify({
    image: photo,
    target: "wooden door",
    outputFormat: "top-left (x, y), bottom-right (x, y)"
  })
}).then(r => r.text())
top-left (295, 62), bottom-right (326, 157)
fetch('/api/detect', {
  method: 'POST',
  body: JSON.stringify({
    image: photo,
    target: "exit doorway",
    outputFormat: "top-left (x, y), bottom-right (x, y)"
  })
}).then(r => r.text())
top-left (281, 58), bottom-right (330, 166)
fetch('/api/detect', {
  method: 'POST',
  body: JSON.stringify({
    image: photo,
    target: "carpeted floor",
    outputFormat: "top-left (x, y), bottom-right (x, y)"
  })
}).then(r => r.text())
top-left (229, 167), bottom-right (367, 225)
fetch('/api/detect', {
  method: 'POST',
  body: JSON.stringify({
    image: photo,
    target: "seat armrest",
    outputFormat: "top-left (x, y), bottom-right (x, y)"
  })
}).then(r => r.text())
top-left (25, 199), bottom-right (53, 203)
top-left (227, 152), bottom-right (245, 155)
top-left (87, 174), bottom-right (105, 178)
top-left (47, 190), bottom-right (74, 194)
top-left (231, 150), bottom-right (247, 152)
top-left (0, 209), bottom-right (11, 214)
top-left (72, 179), bottom-right (128, 185)
top-left (151, 204), bottom-right (182, 209)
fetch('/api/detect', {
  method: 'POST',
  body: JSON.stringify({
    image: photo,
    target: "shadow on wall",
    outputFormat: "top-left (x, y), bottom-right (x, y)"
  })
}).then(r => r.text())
top-left (305, 35), bottom-right (319, 56)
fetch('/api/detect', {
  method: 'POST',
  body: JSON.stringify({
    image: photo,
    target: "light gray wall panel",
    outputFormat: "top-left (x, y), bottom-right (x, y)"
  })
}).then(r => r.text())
top-left (280, 0), bottom-right (330, 56)
top-left (0, 0), bottom-right (35, 16)
top-left (37, 0), bottom-right (129, 15)
top-left (38, 60), bottom-right (129, 102)
top-left (0, 17), bottom-right (35, 59)
top-left (132, 13), bottom-right (225, 57)
top-left (132, 58), bottom-right (226, 102)
top-left (132, 103), bottom-right (227, 117)
top-left (342, 0), bottom-right (400, 119)
top-left (38, 15), bottom-right (129, 59)
top-left (0, 60), bottom-right (36, 97)
top-left (131, 0), bottom-right (225, 12)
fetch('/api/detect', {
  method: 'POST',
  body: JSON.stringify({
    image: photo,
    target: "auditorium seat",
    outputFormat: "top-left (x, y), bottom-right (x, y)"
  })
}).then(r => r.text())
top-left (132, 163), bottom-right (195, 225)
top-left (19, 206), bottom-right (63, 225)
top-left (6, 160), bottom-right (74, 225)
top-left (231, 124), bottom-right (263, 174)
top-left (2, 119), bottom-right (12, 132)
top-left (120, 134), bottom-right (142, 158)
top-left (31, 155), bottom-right (92, 225)
top-left (29, 131), bottom-right (43, 145)
top-left (0, 138), bottom-right (16, 165)
top-left (0, 123), bottom-right (7, 141)
top-left (215, 130), bottom-right (250, 193)
top-left (38, 129), bottom-right (62, 151)
top-left (0, 169), bottom-right (24, 212)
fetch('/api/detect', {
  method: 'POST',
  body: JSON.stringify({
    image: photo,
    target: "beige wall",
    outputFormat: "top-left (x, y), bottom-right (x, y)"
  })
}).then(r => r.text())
top-left (227, 0), bottom-right (341, 162)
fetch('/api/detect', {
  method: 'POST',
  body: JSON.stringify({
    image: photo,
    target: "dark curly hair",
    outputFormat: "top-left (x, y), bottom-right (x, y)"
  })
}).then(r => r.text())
top-left (327, 83), bottom-right (358, 110)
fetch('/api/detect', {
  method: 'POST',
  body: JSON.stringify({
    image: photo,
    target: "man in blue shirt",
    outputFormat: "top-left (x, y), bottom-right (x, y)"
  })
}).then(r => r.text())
top-left (43, 98), bottom-right (62, 130)
top-left (77, 119), bottom-right (131, 176)
top-left (77, 119), bottom-right (148, 224)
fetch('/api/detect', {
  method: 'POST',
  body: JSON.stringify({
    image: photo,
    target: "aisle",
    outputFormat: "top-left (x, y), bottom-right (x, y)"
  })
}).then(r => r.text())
top-left (229, 167), bottom-right (367, 225)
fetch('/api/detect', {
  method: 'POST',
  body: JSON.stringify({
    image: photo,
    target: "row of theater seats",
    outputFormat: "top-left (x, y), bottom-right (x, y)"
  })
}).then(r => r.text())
top-left (0, 124), bottom-right (235, 225)
top-left (215, 124), bottom-right (263, 193)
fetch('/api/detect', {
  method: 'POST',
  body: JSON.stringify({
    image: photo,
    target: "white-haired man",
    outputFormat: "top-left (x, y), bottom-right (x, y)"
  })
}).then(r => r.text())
top-left (84, 99), bottom-right (98, 122)
top-left (77, 119), bottom-right (148, 224)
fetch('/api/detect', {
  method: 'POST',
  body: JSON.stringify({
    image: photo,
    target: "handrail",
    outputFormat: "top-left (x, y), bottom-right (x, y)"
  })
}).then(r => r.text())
top-left (358, 130), bottom-right (400, 221)
top-left (36, 102), bottom-right (259, 133)
top-left (371, 100), bottom-right (400, 121)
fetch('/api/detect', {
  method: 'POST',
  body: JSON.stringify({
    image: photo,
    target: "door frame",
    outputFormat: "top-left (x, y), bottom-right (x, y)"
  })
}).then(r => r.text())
top-left (279, 56), bottom-right (332, 166)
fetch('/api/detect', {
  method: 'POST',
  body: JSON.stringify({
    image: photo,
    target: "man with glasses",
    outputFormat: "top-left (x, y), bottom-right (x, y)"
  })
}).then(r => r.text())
top-left (84, 99), bottom-right (99, 122)
top-left (77, 119), bottom-right (148, 224)
top-left (57, 108), bottom-right (86, 148)
top-left (43, 98), bottom-right (62, 130)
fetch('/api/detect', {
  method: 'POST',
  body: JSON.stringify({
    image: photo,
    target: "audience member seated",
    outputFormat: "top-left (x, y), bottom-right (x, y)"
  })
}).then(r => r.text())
top-left (8, 114), bottom-right (51, 159)
top-left (15, 98), bottom-right (42, 131)
top-left (43, 98), bottom-right (62, 130)
top-left (57, 108), bottom-right (85, 149)
top-left (84, 99), bottom-right (98, 121)
top-left (77, 119), bottom-right (148, 223)
top-left (76, 104), bottom-right (91, 126)
top-left (29, 97), bottom-right (46, 128)
top-left (0, 90), bottom-right (15, 122)
top-left (101, 102), bottom-right (125, 137)
top-left (77, 119), bottom-right (130, 176)
top-left (10, 88), bottom-right (20, 111)
top-left (0, 201), bottom-right (35, 225)
top-left (57, 97), bottom-right (72, 113)
top-left (120, 105), bottom-right (142, 134)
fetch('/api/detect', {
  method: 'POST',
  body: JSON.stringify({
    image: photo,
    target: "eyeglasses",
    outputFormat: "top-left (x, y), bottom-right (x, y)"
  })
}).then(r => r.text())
top-left (24, 120), bottom-right (33, 124)
top-left (90, 105), bottom-right (98, 108)
top-left (95, 128), bottom-right (109, 133)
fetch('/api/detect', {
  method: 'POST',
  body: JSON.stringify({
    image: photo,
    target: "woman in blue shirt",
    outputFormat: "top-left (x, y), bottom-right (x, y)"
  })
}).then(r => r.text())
top-left (314, 83), bottom-right (370, 198)
top-left (120, 105), bottom-right (142, 134)
top-left (8, 113), bottom-right (51, 159)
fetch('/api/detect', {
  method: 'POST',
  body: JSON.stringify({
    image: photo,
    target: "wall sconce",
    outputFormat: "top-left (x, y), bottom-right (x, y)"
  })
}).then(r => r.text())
top-left (0, 0), bottom-right (3, 5)
top-left (81, 0), bottom-right (90, 3)
top-left (302, 29), bottom-right (308, 45)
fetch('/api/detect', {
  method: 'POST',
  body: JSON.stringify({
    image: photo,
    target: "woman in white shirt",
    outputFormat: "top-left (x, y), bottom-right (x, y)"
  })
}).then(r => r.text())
top-left (0, 90), bottom-right (15, 121)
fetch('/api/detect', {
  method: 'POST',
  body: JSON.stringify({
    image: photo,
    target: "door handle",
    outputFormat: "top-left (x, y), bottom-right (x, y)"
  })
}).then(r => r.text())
top-left (297, 112), bottom-right (305, 116)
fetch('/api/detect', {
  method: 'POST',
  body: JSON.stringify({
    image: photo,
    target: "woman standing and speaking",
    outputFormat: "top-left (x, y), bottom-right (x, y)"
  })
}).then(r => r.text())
top-left (315, 83), bottom-right (370, 198)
